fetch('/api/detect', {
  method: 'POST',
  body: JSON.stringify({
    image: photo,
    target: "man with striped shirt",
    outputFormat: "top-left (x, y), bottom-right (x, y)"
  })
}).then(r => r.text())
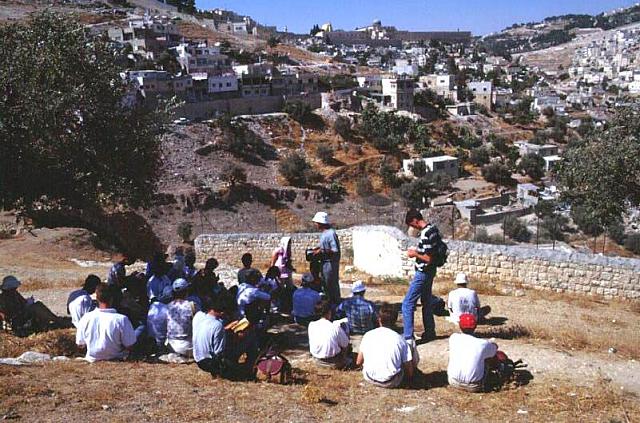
top-left (402, 208), bottom-right (443, 345)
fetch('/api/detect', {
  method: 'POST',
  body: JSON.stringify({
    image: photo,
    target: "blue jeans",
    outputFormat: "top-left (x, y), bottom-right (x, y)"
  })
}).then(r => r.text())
top-left (402, 266), bottom-right (437, 340)
top-left (322, 260), bottom-right (341, 305)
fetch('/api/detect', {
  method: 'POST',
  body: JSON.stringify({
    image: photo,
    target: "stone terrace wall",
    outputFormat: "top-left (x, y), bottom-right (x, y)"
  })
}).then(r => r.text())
top-left (195, 226), bottom-right (640, 299)
top-left (351, 226), bottom-right (640, 300)
top-left (195, 230), bottom-right (353, 268)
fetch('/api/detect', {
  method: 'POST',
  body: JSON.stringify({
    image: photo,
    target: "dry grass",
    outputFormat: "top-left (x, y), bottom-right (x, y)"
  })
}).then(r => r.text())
top-left (18, 277), bottom-right (82, 291)
top-left (0, 329), bottom-right (77, 358)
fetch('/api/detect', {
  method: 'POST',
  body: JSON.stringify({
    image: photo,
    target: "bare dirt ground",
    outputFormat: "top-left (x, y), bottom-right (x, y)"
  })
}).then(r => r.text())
top-left (1, 233), bottom-right (639, 422)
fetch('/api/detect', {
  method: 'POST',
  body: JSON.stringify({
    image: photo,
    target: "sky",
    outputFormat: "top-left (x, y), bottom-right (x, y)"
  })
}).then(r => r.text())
top-left (196, 0), bottom-right (637, 36)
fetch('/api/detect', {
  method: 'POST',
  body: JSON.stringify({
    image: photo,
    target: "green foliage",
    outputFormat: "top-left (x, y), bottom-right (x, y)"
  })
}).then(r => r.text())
top-left (333, 116), bottom-right (352, 140)
top-left (540, 214), bottom-right (569, 242)
top-left (559, 108), bottom-right (640, 229)
top-left (474, 227), bottom-right (509, 245)
top-left (167, 0), bottom-right (195, 13)
top-left (482, 162), bottom-right (513, 186)
top-left (380, 159), bottom-right (400, 188)
top-left (316, 144), bottom-right (335, 164)
top-left (0, 13), bottom-right (166, 211)
top-left (360, 103), bottom-right (411, 152)
top-left (328, 181), bottom-right (346, 199)
top-left (310, 24), bottom-right (321, 36)
top-left (607, 221), bottom-right (626, 245)
top-left (283, 100), bottom-right (312, 123)
top-left (624, 233), bottom-right (640, 254)
top-left (156, 51), bottom-right (180, 75)
top-left (534, 200), bottom-right (557, 218)
top-left (410, 160), bottom-right (427, 178)
top-left (219, 163), bottom-right (247, 187)
top-left (267, 36), bottom-right (280, 48)
top-left (518, 153), bottom-right (545, 180)
top-left (469, 147), bottom-right (491, 166)
top-left (570, 204), bottom-right (603, 236)
top-left (279, 152), bottom-right (313, 187)
top-left (177, 222), bottom-right (193, 243)
top-left (399, 177), bottom-right (432, 208)
top-left (431, 173), bottom-right (453, 192)
top-left (502, 216), bottom-right (531, 242)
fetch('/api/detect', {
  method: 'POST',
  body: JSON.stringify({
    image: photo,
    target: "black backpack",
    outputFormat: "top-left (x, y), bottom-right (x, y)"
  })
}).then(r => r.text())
top-left (432, 238), bottom-right (449, 267)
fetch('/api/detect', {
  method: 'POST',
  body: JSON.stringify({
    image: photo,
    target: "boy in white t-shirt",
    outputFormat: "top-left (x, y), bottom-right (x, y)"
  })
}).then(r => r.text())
top-left (447, 273), bottom-right (491, 324)
top-left (356, 303), bottom-right (414, 388)
top-left (447, 313), bottom-right (498, 392)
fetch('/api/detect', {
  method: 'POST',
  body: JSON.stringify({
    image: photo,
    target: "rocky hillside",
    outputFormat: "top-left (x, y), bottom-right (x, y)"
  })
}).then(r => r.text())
top-left (482, 4), bottom-right (640, 56)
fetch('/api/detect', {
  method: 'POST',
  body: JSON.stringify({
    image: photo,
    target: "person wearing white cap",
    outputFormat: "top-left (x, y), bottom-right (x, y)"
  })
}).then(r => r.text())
top-left (335, 280), bottom-right (377, 335)
top-left (165, 278), bottom-right (196, 357)
top-left (1, 275), bottom-right (65, 334)
top-left (311, 211), bottom-right (342, 306)
top-left (292, 273), bottom-right (322, 326)
top-left (447, 273), bottom-right (491, 324)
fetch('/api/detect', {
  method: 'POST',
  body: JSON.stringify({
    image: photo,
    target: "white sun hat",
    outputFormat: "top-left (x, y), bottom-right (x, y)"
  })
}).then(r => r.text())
top-left (312, 211), bottom-right (330, 225)
top-left (351, 280), bottom-right (366, 294)
top-left (454, 272), bottom-right (469, 285)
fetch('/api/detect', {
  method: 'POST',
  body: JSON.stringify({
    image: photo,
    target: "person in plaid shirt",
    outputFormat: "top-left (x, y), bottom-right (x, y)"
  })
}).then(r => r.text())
top-left (336, 280), bottom-right (377, 335)
top-left (402, 208), bottom-right (443, 345)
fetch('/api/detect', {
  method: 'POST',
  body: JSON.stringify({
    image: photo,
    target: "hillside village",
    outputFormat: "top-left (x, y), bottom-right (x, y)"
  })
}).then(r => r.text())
top-left (15, 0), bottom-right (637, 257)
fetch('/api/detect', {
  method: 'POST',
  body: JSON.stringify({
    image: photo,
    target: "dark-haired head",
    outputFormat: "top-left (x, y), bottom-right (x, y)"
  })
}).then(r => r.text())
top-left (314, 300), bottom-right (332, 319)
top-left (83, 274), bottom-right (101, 294)
top-left (241, 253), bottom-right (253, 268)
top-left (404, 208), bottom-right (424, 227)
top-left (377, 303), bottom-right (397, 328)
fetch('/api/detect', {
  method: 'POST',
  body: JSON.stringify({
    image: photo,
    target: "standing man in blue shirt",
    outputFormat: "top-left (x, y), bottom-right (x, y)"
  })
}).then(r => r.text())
top-left (402, 208), bottom-right (443, 345)
top-left (312, 211), bottom-right (341, 306)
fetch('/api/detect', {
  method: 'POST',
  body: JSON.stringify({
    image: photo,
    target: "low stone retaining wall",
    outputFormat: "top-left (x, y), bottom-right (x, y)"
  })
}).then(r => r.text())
top-left (195, 225), bottom-right (640, 299)
top-left (195, 230), bottom-right (353, 268)
top-left (352, 226), bottom-right (640, 300)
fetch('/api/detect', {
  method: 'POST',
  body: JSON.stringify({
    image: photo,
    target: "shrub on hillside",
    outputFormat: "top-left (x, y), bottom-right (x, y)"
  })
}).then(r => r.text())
top-left (502, 216), bottom-right (531, 242)
top-left (177, 222), bottom-right (193, 243)
top-left (482, 162), bottom-right (513, 186)
top-left (334, 116), bottom-right (352, 140)
top-left (399, 177), bottom-right (432, 209)
top-left (410, 160), bottom-right (427, 178)
top-left (283, 100), bottom-right (312, 124)
top-left (469, 146), bottom-right (491, 166)
top-left (316, 144), bottom-right (334, 164)
top-left (380, 159), bottom-right (400, 188)
top-left (624, 233), bottom-right (640, 254)
top-left (219, 163), bottom-right (247, 187)
top-left (279, 152), bottom-right (316, 187)
top-left (518, 153), bottom-right (545, 180)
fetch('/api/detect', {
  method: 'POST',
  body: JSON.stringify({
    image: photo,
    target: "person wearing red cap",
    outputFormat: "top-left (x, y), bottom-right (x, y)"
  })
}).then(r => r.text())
top-left (447, 313), bottom-right (498, 392)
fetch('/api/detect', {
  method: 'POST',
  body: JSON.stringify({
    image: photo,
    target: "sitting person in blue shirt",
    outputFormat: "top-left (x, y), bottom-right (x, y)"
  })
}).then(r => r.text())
top-left (292, 273), bottom-right (322, 327)
top-left (335, 280), bottom-right (377, 335)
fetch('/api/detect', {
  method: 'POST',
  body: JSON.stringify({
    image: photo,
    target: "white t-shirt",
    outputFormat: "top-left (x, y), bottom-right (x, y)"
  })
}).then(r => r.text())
top-left (447, 333), bottom-right (498, 384)
top-left (359, 326), bottom-right (412, 383)
top-left (308, 318), bottom-right (349, 359)
top-left (146, 301), bottom-right (168, 345)
top-left (447, 287), bottom-right (480, 323)
top-left (68, 291), bottom-right (94, 328)
top-left (75, 308), bottom-right (136, 362)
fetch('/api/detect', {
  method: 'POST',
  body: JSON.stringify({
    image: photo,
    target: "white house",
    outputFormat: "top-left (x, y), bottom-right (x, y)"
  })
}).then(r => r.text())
top-left (208, 72), bottom-right (238, 94)
top-left (402, 155), bottom-right (459, 179)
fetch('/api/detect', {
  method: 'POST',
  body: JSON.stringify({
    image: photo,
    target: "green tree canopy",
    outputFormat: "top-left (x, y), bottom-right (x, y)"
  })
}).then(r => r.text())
top-left (558, 108), bottom-right (640, 228)
top-left (0, 13), bottom-right (167, 212)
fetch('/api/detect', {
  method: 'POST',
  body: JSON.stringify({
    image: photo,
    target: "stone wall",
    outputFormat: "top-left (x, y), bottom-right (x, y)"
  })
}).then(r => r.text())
top-left (195, 230), bottom-right (353, 268)
top-left (352, 225), bottom-right (640, 300)
top-left (195, 225), bottom-right (640, 299)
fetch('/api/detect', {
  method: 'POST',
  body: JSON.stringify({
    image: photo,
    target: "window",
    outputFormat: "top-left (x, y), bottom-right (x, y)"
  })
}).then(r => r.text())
top-left (226, 82), bottom-right (231, 87)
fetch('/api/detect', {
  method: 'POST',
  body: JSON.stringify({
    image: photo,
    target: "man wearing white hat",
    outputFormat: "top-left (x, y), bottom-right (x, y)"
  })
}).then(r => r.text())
top-left (311, 211), bottom-right (342, 306)
top-left (336, 280), bottom-right (377, 335)
top-left (447, 272), bottom-right (491, 324)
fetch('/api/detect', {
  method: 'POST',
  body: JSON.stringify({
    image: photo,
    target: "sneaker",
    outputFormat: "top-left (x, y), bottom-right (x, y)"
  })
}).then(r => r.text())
top-left (419, 332), bottom-right (437, 344)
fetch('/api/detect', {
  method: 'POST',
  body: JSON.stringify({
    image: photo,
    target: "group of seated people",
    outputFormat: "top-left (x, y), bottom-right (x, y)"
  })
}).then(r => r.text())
top-left (0, 240), bottom-right (502, 391)
top-left (302, 273), bottom-right (500, 391)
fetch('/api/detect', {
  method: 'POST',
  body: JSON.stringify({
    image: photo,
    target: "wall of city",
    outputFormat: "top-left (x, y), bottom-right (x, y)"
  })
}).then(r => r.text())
top-left (195, 225), bottom-right (640, 299)
top-left (177, 93), bottom-right (322, 119)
